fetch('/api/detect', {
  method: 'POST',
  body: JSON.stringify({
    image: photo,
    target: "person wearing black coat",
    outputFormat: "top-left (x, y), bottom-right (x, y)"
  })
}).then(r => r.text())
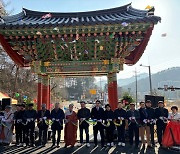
top-left (24, 103), bottom-right (37, 147)
top-left (138, 102), bottom-right (151, 147)
top-left (104, 104), bottom-right (115, 146)
top-left (77, 101), bottom-right (91, 147)
top-left (20, 103), bottom-right (26, 146)
top-left (14, 104), bottom-right (24, 146)
top-left (37, 104), bottom-right (51, 146)
top-left (155, 101), bottom-right (169, 146)
top-left (145, 100), bottom-right (156, 146)
top-left (114, 102), bottom-right (127, 147)
top-left (51, 103), bottom-right (65, 147)
top-left (127, 103), bottom-right (140, 148)
top-left (91, 100), bottom-right (105, 147)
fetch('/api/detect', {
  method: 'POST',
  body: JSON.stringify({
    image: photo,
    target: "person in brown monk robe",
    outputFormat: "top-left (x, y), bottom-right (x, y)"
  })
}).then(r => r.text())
top-left (64, 104), bottom-right (78, 147)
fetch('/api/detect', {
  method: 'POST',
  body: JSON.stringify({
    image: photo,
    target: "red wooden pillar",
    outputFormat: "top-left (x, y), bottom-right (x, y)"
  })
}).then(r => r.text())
top-left (108, 73), bottom-right (118, 110)
top-left (37, 75), bottom-right (42, 110)
top-left (41, 75), bottom-right (50, 110)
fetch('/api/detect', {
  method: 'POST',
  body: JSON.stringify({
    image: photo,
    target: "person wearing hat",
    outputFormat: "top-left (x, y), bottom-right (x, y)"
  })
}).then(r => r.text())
top-left (77, 101), bottom-right (91, 147)
top-left (51, 103), bottom-right (65, 148)
top-left (126, 103), bottom-right (140, 148)
top-left (138, 101), bottom-right (152, 148)
top-left (37, 104), bottom-right (51, 146)
top-left (155, 101), bottom-right (168, 146)
top-left (104, 104), bottom-right (115, 147)
top-left (24, 103), bottom-right (37, 147)
top-left (0, 105), bottom-right (14, 145)
top-left (14, 104), bottom-right (24, 146)
top-left (114, 102), bottom-right (127, 147)
top-left (145, 100), bottom-right (156, 146)
top-left (64, 103), bottom-right (78, 147)
top-left (91, 100), bottom-right (105, 148)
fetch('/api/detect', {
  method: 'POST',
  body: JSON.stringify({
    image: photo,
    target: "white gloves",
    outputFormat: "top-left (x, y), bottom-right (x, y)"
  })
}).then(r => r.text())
top-left (98, 119), bottom-right (102, 122)
top-left (2, 118), bottom-right (6, 122)
top-left (43, 117), bottom-right (47, 120)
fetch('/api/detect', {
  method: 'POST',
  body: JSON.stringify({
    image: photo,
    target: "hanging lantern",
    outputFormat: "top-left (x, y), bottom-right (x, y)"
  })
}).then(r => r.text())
top-left (119, 32), bottom-right (122, 35)
top-left (110, 33), bottom-right (115, 39)
top-left (23, 95), bottom-right (28, 100)
top-left (15, 93), bottom-right (20, 97)
top-left (36, 31), bottom-right (42, 35)
top-left (76, 34), bottom-right (79, 40)
top-left (100, 46), bottom-right (104, 50)
top-left (100, 32), bottom-right (103, 36)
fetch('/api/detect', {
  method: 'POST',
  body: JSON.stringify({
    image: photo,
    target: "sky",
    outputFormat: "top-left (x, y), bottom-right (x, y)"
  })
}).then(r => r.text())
top-left (4, 0), bottom-right (180, 79)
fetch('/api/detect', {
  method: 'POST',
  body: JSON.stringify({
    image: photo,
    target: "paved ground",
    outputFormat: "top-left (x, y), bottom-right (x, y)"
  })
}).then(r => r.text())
top-left (0, 142), bottom-right (178, 154)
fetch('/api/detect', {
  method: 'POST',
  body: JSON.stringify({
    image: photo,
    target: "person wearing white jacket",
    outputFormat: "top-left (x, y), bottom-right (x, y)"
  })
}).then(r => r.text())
top-left (0, 105), bottom-right (14, 145)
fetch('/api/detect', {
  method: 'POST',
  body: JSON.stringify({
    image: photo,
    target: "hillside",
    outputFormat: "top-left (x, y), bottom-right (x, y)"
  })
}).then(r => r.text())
top-left (122, 67), bottom-right (180, 100)
top-left (95, 73), bottom-right (148, 88)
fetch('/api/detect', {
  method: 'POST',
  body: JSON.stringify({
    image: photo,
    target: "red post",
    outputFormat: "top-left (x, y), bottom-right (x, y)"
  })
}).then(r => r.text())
top-left (108, 73), bottom-right (118, 110)
top-left (37, 75), bottom-right (42, 110)
top-left (41, 75), bottom-right (50, 110)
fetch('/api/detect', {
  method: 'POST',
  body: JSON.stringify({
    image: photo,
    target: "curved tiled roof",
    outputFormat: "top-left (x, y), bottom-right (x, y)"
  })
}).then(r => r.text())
top-left (0, 3), bottom-right (161, 29)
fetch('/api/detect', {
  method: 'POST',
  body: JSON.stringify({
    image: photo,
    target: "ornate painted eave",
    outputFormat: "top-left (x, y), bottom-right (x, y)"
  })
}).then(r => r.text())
top-left (0, 3), bottom-right (160, 28)
top-left (0, 3), bottom-right (161, 75)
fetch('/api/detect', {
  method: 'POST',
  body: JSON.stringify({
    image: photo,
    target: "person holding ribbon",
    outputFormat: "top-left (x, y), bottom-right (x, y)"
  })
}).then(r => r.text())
top-left (139, 101), bottom-right (151, 148)
top-left (127, 103), bottom-right (140, 148)
top-left (64, 104), bottom-right (78, 147)
top-left (145, 100), bottom-right (156, 146)
top-left (51, 103), bottom-right (65, 148)
top-left (37, 104), bottom-right (51, 146)
top-left (104, 104), bottom-right (115, 147)
top-left (155, 101), bottom-right (168, 147)
top-left (0, 105), bottom-right (14, 145)
top-left (77, 101), bottom-right (91, 147)
top-left (114, 102), bottom-right (127, 147)
top-left (14, 104), bottom-right (24, 146)
top-left (24, 103), bottom-right (37, 147)
top-left (91, 100), bottom-right (105, 148)
top-left (20, 103), bottom-right (26, 146)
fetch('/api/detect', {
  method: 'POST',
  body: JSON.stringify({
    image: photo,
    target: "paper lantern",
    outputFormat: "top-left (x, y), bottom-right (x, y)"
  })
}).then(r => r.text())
top-left (15, 93), bottom-right (20, 97)
top-left (100, 46), bottom-right (104, 50)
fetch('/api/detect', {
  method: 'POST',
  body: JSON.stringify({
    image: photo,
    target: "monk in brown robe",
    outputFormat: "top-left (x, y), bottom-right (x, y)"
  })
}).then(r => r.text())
top-left (64, 104), bottom-right (78, 147)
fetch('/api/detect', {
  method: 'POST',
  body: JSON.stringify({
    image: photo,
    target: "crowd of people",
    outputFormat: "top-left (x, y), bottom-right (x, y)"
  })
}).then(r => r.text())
top-left (0, 100), bottom-right (179, 149)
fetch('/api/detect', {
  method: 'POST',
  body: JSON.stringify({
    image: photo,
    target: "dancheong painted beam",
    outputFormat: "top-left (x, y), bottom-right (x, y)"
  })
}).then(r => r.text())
top-left (0, 3), bottom-right (160, 110)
